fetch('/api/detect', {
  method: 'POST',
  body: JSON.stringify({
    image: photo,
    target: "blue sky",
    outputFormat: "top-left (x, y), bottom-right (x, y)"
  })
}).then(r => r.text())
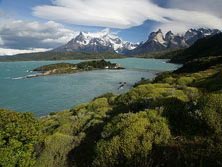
top-left (0, 0), bottom-right (222, 55)
top-left (0, 0), bottom-right (157, 42)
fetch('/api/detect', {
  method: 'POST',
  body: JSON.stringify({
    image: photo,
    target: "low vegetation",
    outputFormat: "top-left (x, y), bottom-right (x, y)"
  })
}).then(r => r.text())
top-left (0, 109), bottom-right (42, 167)
top-left (33, 60), bottom-right (124, 76)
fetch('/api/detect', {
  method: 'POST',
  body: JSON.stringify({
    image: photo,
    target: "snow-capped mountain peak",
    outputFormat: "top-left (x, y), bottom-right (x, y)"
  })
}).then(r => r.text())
top-left (54, 29), bottom-right (138, 53)
top-left (129, 28), bottom-right (221, 55)
top-left (148, 29), bottom-right (165, 44)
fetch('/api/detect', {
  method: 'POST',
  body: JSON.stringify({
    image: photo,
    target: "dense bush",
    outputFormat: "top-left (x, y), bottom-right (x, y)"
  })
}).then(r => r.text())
top-left (36, 132), bottom-right (84, 167)
top-left (116, 83), bottom-right (199, 112)
top-left (93, 110), bottom-right (171, 167)
top-left (194, 71), bottom-right (222, 91)
top-left (0, 109), bottom-right (41, 167)
top-left (162, 97), bottom-right (203, 135)
top-left (35, 97), bottom-right (113, 167)
top-left (200, 93), bottom-right (222, 135)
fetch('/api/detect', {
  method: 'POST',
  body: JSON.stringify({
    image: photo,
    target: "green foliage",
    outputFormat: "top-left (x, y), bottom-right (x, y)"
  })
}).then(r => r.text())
top-left (71, 97), bottom-right (112, 124)
top-left (194, 71), bottom-right (222, 91)
top-left (200, 93), bottom-right (222, 135)
top-left (0, 109), bottom-right (41, 167)
top-left (176, 76), bottom-right (195, 86)
top-left (36, 97), bottom-right (113, 167)
top-left (153, 64), bottom-right (222, 93)
top-left (162, 98), bottom-right (203, 135)
top-left (33, 60), bottom-right (122, 75)
top-left (116, 83), bottom-right (199, 113)
top-left (77, 59), bottom-right (119, 69)
top-left (95, 93), bottom-right (116, 104)
top-left (93, 110), bottom-right (171, 167)
top-left (36, 132), bottom-right (84, 167)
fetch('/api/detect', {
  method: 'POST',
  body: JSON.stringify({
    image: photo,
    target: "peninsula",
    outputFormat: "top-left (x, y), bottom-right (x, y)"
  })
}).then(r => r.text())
top-left (31, 60), bottom-right (124, 78)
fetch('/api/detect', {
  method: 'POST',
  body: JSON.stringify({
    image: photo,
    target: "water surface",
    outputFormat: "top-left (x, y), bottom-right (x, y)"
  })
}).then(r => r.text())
top-left (0, 58), bottom-right (179, 116)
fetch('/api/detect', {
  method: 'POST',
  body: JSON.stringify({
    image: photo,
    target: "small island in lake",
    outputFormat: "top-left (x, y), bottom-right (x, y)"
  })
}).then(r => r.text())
top-left (30, 60), bottom-right (124, 78)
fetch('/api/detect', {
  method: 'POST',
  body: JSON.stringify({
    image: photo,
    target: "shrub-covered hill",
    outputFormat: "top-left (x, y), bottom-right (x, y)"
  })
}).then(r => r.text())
top-left (1, 59), bottom-right (222, 167)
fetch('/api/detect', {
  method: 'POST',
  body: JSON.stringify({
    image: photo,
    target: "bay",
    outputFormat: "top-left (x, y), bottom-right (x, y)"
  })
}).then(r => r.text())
top-left (0, 58), bottom-right (180, 116)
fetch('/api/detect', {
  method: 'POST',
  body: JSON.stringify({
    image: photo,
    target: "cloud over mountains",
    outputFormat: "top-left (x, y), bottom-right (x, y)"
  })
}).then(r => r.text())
top-left (1, 0), bottom-right (222, 55)
top-left (33, 0), bottom-right (222, 32)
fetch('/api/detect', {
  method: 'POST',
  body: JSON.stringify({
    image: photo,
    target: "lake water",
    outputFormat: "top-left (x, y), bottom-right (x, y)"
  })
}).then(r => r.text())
top-left (0, 58), bottom-right (180, 116)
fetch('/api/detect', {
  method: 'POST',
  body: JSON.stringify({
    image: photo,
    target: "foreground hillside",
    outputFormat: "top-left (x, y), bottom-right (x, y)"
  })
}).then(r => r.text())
top-left (1, 34), bottom-right (222, 167)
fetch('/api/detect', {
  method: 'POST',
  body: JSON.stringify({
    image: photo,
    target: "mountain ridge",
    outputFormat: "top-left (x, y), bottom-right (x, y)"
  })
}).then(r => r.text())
top-left (52, 29), bottom-right (138, 54)
top-left (129, 28), bottom-right (221, 55)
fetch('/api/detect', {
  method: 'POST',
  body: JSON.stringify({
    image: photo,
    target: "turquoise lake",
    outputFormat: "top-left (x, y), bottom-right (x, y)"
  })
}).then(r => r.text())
top-left (0, 58), bottom-right (180, 116)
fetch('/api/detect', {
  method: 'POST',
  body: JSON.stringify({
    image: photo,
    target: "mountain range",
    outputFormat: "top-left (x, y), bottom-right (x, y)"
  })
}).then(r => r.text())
top-left (52, 28), bottom-right (221, 55)
top-left (128, 28), bottom-right (221, 55)
top-left (53, 29), bottom-right (138, 54)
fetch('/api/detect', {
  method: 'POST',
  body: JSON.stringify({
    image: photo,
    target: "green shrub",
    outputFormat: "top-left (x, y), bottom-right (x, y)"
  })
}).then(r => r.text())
top-left (177, 76), bottom-right (195, 86)
top-left (162, 97), bottom-right (203, 135)
top-left (93, 110), bottom-right (171, 167)
top-left (194, 71), bottom-right (222, 91)
top-left (200, 93), bottom-right (222, 135)
top-left (116, 83), bottom-right (199, 113)
top-left (0, 109), bottom-right (41, 167)
top-left (36, 132), bottom-right (84, 167)
top-left (162, 76), bottom-right (176, 84)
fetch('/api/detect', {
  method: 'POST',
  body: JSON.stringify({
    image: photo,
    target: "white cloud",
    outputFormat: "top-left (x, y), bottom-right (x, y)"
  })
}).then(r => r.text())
top-left (155, 8), bottom-right (222, 33)
top-left (33, 0), bottom-right (222, 32)
top-left (0, 19), bottom-right (79, 50)
top-left (0, 48), bottom-right (52, 56)
top-left (33, 0), bottom-right (166, 29)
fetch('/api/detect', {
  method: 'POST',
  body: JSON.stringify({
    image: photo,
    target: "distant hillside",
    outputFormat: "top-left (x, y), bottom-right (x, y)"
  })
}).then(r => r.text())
top-left (0, 52), bottom-right (124, 62)
top-left (134, 49), bottom-right (184, 59)
top-left (170, 33), bottom-right (222, 73)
